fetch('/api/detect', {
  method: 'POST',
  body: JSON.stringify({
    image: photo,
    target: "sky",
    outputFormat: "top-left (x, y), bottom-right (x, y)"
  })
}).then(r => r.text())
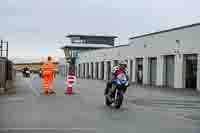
top-left (0, 0), bottom-right (200, 62)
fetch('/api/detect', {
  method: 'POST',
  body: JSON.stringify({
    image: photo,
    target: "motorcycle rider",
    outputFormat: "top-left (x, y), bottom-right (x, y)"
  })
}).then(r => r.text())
top-left (105, 61), bottom-right (129, 96)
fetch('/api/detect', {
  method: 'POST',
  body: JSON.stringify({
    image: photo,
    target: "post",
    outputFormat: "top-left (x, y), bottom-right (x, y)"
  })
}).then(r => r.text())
top-left (174, 54), bottom-right (184, 88)
top-left (104, 61), bottom-right (107, 80)
top-left (0, 40), bottom-right (3, 56)
top-left (127, 60), bottom-right (131, 80)
top-left (93, 62), bottom-right (96, 79)
top-left (6, 41), bottom-right (8, 58)
top-left (98, 62), bottom-right (101, 80)
top-left (88, 63), bottom-right (91, 79)
top-left (143, 57), bottom-right (148, 85)
top-left (110, 60), bottom-right (114, 80)
top-left (131, 58), bottom-right (136, 83)
top-left (85, 63), bottom-right (88, 79)
top-left (156, 55), bottom-right (164, 86)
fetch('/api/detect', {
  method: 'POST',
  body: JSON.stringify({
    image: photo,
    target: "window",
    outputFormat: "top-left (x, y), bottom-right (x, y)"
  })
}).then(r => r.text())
top-left (85, 38), bottom-right (113, 44)
top-left (71, 37), bottom-right (81, 43)
top-left (71, 37), bottom-right (114, 45)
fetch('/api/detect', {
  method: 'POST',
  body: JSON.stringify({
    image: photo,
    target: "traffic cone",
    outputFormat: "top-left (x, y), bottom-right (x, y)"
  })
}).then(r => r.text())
top-left (65, 74), bottom-right (76, 95)
top-left (65, 82), bottom-right (74, 95)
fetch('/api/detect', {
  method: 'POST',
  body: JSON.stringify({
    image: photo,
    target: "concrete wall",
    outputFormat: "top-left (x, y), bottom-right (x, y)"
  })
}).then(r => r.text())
top-left (79, 25), bottom-right (200, 63)
top-left (129, 25), bottom-right (200, 50)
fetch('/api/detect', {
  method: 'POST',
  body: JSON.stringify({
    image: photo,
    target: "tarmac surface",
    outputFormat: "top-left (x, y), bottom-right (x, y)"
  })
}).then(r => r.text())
top-left (0, 73), bottom-right (200, 133)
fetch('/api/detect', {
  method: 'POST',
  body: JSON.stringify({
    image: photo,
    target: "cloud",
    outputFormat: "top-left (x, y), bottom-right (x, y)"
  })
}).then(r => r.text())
top-left (0, 0), bottom-right (200, 58)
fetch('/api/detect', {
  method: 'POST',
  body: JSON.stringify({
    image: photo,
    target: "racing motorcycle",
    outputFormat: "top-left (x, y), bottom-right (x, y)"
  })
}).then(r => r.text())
top-left (104, 73), bottom-right (128, 109)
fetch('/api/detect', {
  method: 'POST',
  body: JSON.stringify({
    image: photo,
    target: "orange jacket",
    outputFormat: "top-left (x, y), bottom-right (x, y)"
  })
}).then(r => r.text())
top-left (41, 62), bottom-right (56, 80)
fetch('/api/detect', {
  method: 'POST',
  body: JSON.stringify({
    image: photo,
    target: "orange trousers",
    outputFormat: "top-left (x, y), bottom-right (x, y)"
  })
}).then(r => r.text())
top-left (43, 79), bottom-right (53, 93)
top-left (43, 71), bottom-right (54, 93)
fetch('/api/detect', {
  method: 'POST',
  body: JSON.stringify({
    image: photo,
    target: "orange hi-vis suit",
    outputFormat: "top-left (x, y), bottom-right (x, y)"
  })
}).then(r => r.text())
top-left (41, 62), bottom-right (56, 93)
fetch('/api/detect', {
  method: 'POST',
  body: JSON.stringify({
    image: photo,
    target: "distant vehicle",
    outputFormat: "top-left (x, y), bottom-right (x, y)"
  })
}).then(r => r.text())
top-left (22, 67), bottom-right (31, 78)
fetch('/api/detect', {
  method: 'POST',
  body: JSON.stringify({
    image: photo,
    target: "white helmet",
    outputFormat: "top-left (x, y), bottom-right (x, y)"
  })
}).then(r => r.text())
top-left (119, 60), bottom-right (127, 65)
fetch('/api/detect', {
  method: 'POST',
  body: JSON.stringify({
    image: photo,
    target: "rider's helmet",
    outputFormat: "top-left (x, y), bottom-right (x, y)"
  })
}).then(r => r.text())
top-left (119, 60), bottom-right (127, 69)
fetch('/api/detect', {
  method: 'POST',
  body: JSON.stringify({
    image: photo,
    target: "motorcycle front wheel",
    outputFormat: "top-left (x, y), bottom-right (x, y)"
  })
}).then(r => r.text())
top-left (114, 93), bottom-right (123, 109)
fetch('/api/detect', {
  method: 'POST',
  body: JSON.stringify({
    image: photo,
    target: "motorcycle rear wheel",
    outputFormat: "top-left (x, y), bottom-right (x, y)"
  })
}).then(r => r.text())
top-left (105, 96), bottom-right (112, 106)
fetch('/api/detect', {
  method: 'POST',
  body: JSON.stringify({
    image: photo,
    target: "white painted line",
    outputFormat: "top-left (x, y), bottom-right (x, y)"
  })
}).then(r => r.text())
top-left (7, 97), bottom-right (24, 102)
top-left (0, 128), bottom-right (98, 131)
top-left (175, 115), bottom-right (194, 121)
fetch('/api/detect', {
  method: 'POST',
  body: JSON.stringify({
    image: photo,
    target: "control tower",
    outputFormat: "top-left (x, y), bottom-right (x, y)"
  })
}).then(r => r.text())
top-left (61, 34), bottom-right (117, 75)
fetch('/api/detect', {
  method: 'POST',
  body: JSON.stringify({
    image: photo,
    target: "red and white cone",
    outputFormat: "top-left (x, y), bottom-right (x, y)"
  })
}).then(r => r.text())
top-left (65, 77), bottom-right (75, 95)
top-left (66, 84), bottom-right (74, 94)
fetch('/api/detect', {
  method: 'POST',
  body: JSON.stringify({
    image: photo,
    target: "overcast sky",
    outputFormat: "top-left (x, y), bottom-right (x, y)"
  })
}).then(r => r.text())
top-left (1, 0), bottom-right (200, 61)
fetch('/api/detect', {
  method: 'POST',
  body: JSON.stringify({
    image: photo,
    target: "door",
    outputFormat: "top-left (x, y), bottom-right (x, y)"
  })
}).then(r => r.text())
top-left (114, 60), bottom-right (118, 66)
top-left (107, 61), bottom-right (111, 80)
top-left (185, 54), bottom-right (197, 89)
top-left (83, 63), bottom-right (86, 78)
top-left (87, 63), bottom-right (89, 78)
top-left (101, 62), bottom-right (104, 80)
top-left (91, 63), bottom-right (94, 79)
top-left (96, 62), bottom-right (99, 80)
top-left (149, 58), bottom-right (157, 85)
top-left (164, 55), bottom-right (175, 87)
top-left (136, 58), bottom-right (143, 84)
top-left (78, 64), bottom-right (81, 78)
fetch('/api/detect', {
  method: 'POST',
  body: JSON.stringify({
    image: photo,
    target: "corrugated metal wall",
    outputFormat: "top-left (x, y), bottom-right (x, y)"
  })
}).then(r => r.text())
top-left (0, 58), bottom-right (6, 88)
top-left (0, 57), bottom-right (16, 89)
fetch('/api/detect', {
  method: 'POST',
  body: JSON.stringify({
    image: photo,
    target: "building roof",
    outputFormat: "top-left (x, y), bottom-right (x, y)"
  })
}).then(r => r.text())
top-left (15, 62), bottom-right (59, 65)
top-left (60, 44), bottom-right (113, 49)
top-left (0, 57), bottom-right (8, 61)
top-left (129, 22), bottom-right (200, 40)
top-left (66, 34), bottom-right (118, 38)
top-left (114, 44), bottom-right (130, 48)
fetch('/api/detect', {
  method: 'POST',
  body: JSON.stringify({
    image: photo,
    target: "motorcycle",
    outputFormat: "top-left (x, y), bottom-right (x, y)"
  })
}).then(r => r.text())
top-left (22, 68), bottom-right (30, 78)
top-left (104, 73), bottom-right (128, 109)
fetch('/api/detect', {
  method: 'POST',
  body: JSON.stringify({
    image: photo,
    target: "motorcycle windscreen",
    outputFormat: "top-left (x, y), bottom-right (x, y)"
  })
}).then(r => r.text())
top-left (117, 73), bottom-right (127, 80)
